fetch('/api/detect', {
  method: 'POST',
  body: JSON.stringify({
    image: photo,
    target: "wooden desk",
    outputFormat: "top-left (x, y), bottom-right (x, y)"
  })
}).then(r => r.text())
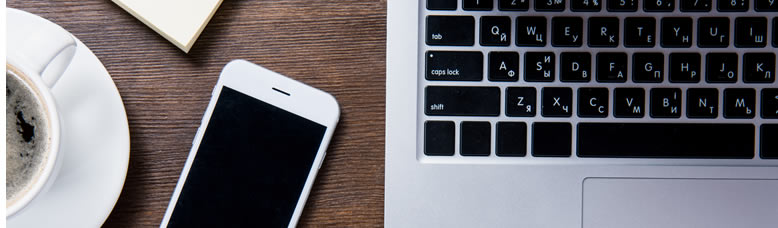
top-left (7, 1), bottom-right (386, 226)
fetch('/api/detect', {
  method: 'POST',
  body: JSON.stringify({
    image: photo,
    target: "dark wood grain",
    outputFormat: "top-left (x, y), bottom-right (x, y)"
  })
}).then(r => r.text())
top-left (7, 0), bottom-right (386, 226)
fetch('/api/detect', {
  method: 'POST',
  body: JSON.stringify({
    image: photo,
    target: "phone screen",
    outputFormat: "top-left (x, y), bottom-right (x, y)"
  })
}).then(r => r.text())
top-left (167, 86), bottom-right (326, 227)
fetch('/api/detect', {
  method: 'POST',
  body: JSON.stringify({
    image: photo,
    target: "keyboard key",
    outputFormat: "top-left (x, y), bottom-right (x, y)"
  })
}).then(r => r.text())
top-left (489, 52), bottom-right (520, 81)
top-left (734, 17), bottom-right (767, 48)
top-left (532, 122), bottom-right (571, 157)
top-left (762, 89), bottom-right (778, 119)
top-left (500, 0), bottom-right (530, 10)
top-left (661, 18), bottom-right (693, 47)
top-left (669, 53), bottom-right (701, 83)
top-left (680, 0), bottom-right (711, 11)
top-left (724, 88), bottom-right (756, 118)
top-left (426, 51), bottom-right (483, 81)
top-left (425, 86), bottom-right (500, 116)
top-left (560, 52), bottom-right (592, 82)
top-left (614, 88), bottom-right (645, 117)
top-left (571, 0), bottom-right (603, 11)
top-left (424, 121), bottom-right (455, 156)
top-left (743, 53), bottom-right (776, 83)
top-left (705, 53), bottom-right (737, 83)
top-left (718, 0), bottom-right (747, 11)
top-left (763, 124), bottom-right (778, 159)
top-left (516, 17), bottom-right (547, 47)
top-left (481, 16), bottom-right (511, 46)
top-left (650, 88), bottom-right (682, 118)
top-left (426, 16), bottom-right (475, 46)
top-left (632, 53), bottom-right (664, 82)
top-left (686, 88), bottom-right (718, 118)
top-left (535, 0), bottom-right (566, 10)
top-left (463, 0), bottom-right (493, 10)
top-left (427, 0), bottom-right (457, 10)
top-left (496, 122), bottom-right (527, 156)
top-left (525, 52), bottom-right (555, 82)
top-left (755, 0), bottom-right (778, 11)
top-left (542, 87), bottom-right (573, 117)
top-left (596, 52), bottom-right (628, 82)
top-left (774, 18), bottom-right (777, 47)
top-left (578, 123), bottom-right (754, 158)
top-left (644, 0), bottom-right (674, 11)
top-left (552, 17), bottom-right (584, 47)
top-left (697, 17), bottom-right (729, 48)
top-left (588, 17), bottom-right (619, 47)
top-left (461, 121), bottom-right (491, 156)
top-left (624, 17), bottom-right (656, 47)
top-left (607, 0), bottom-right (638, 11)
top-left (578, 87), bottom-right (609, 117)
top-left (506, 87), bottom-right (537, 117)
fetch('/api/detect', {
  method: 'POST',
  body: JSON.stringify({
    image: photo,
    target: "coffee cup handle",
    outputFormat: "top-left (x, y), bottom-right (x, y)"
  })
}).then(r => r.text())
top-left (9, 13), bottom-right (77, 88)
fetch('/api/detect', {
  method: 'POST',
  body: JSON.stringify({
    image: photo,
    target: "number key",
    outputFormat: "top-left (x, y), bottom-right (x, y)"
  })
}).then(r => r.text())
top-left (500, 0), bottom-right (530, 10)
top-left (755, 0), bottom-right (778, 11)
top-left (644, 0), bottom-right (674, 11)
top-left (536, 0), bottom-right (566, 10)
top-left (608, 0), bottom-right (638, 11)
top-left (718, 0), bottom-right (747, 11)
top-left (572, 0), bottom-right (603, 11)
top-left (680, 0), bottom-right (711, 11)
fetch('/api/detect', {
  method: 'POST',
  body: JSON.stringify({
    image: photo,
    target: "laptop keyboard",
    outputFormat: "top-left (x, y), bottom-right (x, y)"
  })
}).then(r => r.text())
top-left (419, 0), bottom-right (778, 159)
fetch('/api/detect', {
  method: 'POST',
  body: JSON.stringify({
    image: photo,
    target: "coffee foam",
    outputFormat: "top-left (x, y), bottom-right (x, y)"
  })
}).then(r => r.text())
top-left (6, 71), bottom-right (51, 206)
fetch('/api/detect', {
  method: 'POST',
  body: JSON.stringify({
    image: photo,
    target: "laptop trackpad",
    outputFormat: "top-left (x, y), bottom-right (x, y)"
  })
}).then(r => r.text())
top-left (583, 178), bottom-right (778, 228)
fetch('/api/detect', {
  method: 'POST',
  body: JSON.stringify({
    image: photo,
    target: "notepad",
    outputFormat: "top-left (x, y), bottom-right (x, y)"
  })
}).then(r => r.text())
top-left (112, 0), bottom-right (223, 53)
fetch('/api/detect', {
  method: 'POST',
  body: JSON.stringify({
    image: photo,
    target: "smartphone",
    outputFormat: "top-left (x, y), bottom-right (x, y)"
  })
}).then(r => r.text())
top-left (160, 60), bottom-right (339, 227)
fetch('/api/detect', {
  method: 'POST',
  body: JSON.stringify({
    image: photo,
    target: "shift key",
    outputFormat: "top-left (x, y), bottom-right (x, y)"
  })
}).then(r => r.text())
top-left (426, 51), bottom-right (483, 81)
top-left (425, 86), bottom-right (500, 116)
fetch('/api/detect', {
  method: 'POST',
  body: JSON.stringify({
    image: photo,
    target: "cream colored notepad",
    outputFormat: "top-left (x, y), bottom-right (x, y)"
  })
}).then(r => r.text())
top-left (112, 0), bottom-right (223, 53)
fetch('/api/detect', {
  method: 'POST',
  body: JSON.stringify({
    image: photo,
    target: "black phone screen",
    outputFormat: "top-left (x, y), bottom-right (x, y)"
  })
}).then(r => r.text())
top-left (167, 86), bottom-right (326, 227)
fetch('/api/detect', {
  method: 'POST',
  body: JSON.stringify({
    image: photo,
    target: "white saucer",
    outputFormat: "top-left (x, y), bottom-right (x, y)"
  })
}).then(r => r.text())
top-left (7, 9), bottom-right (131, 227)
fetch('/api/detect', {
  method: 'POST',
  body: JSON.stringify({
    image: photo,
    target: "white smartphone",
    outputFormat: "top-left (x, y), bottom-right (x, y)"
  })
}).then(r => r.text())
top-left (160, 60), bottom-right (339, 227)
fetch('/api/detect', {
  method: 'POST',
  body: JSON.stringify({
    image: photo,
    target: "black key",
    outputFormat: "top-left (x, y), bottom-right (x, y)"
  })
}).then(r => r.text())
top-left (608, 0), bottom-right (638, 11)
top-left (426, 16), bottom-right (475, 46)
top-left (578, 123), bottom-right (754, 158)
top-left (426, 51), bottom-right (483, 81)
top-left (481, 16), bottom-right (511, 46)
top-left (535, 0), bottom-right (566, 10)
top-left (762, 89), bottom-right (778, 119)
top-left (614, 88), bottom-right (645, 117)
top-left (425, 86), bottom-right (500, 116)
top-left (686, 88), bottom-right (718, 118)
top-left (718, 0), bottom-right (748, 11)
top-left (734, 17), bottom-right (767, 48)
top-left (697, 17), bottom-right (729, 48)
top-left (560, 52), bottom-right (592, 82)
top-left (755, 0), bottom-right (778, 11)
top-left (644, 0), bottom-right (674, 11)
top-left (680, 0), bottom-right (711, 11)
top-left (588, 17), bottom-right (619, 47)
top-left (632, 53), bottom-right (664, 83)
top-left (572, 0), bottom-right (603, 11)
top-left (506, 87), bottom-right (537, 117)
top-left (661, 18), bottom-right (693, 47)
top-left (463, 0), bottom-right (493, 10)
top-left (552, 17), bottom-right (584, 47)
top-left (624, 17), bottom-right (656, 47)
top-left (525, 52), bottom-right (555, 82)
top-left (596, 53), bottom-right (628, 82)
top-left (743, 53), bottom-right (776, 83)
top-left (428, 0), bottom-right (457, 10)
top-left (578, 87), bottom-right (609, 117)
top-left (496, 122), bottom-right (527, 157)
top-left (516, 17), bottom-right (547, 47)
top-left (763, 124), bottom-right (778, 159)
top-left (669, 53), bottom-right (701, 83)
top-left (774, 18), bottom-right (778, 47)
top-left (489, 52), bottom-right (520, 81)
top-left (542, 87), bottom-right (573, 117)
top-left (706, 53), bottom-right (738, 83)
top-left (724, 88), bottom-right (756, 118)
top-left (532, 122), bottom-right (571, 157)
top-left (500, 0), bottom-right (530, 10)
top-left (461, 121), bottom-right (491, 156)
top-left (650, 88), bottom-right (682, 118)
top-left (425, 121), bottom-right (455, 156)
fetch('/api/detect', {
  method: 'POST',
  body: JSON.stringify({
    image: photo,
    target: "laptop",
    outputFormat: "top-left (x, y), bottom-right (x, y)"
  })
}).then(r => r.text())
top-left (385, 0), bottom-right (778, 227)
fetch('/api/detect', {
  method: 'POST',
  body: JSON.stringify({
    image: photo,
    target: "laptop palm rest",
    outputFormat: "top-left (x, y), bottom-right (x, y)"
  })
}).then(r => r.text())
top-left (583, 178), bottom-right (778, 228)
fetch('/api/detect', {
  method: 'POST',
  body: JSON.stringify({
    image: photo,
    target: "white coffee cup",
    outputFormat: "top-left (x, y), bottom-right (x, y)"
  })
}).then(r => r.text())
top-left (6, 8), bottom-right (77, 218)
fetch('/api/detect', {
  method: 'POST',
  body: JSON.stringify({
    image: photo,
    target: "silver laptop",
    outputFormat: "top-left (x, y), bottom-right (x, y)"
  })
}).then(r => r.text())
top-left (386, 0), bottom-right (778, 227)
